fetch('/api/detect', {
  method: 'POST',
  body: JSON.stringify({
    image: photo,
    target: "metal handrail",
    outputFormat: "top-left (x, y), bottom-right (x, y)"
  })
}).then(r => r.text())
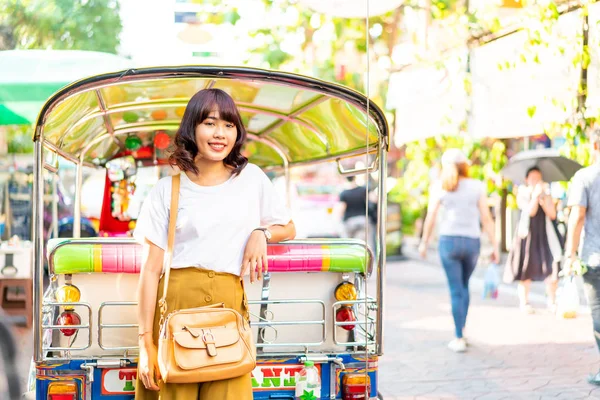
top-left (98, 302), bottom-right (138, 351)
top-left (332, 298), bottom-right (377, 347)
top-left (248, 299), bottom-right (326, 348)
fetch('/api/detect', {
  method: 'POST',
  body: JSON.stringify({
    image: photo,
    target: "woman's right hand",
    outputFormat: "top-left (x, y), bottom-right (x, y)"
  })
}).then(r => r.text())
top-left (418, 242), bottom-right (428, 259)
top-left (490, 248), bottom-right (500, 264)
top-left (532, 183), bottom-right (544, 199)
top-left (138, 336), bottom-right (161, 391)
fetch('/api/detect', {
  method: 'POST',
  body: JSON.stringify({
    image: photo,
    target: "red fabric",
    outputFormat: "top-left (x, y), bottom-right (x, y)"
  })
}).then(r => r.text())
top-left (99, 172), bottom-right (130, 234)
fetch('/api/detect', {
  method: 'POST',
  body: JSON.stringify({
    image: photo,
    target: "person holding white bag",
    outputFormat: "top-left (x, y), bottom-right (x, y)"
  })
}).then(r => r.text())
top-left (504, 166), bottom-right (562, 314)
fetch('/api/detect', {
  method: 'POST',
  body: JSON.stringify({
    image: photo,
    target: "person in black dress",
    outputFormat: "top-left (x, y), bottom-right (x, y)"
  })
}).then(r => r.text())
top-left (505, 167), bottom-right (561, 313)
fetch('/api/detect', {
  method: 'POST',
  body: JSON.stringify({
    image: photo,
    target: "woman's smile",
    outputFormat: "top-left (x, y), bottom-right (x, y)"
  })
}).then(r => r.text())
top-left (208, 141), bottom-right (227, 152)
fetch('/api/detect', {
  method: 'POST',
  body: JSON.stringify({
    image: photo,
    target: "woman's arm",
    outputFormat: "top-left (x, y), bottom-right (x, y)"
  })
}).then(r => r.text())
top-left (419, 198), bottom-right (441, 258)
top-left (478, 193), bottom-right (499, 263)
top-left (538, 194), bottom-right (557, 220)
top-left (268, 220), bottom-right (296, 243)
top-left (137, 240), bottom-right (164, 336)
top-left (136, 240), bottom-right (164, 391)
top-left (242, 220), bottom-right (296, 282)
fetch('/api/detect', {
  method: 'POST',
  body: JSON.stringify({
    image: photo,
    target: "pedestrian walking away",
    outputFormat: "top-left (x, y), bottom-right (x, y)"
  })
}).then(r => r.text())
top-left (134, 88), bottom-right (296, 399)
top-left (564, 129), bottom-right (600, 386)
top-left (419, 148), bottom-right (499, 353)
top-left (339, 175), bottom-right (376, 250)
top-left (504, 166), bottom-right (562, 314)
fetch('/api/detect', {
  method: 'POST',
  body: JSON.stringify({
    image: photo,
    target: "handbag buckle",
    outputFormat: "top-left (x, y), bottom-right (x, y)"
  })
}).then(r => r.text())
top-left (202, 331), bottom-right (217, 357)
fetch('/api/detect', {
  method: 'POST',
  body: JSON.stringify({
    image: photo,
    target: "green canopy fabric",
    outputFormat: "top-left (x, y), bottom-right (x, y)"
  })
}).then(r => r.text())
top-left (0, 50), bottom-right (133, 125)
top-left (0, 104), bottom-right (30, 125)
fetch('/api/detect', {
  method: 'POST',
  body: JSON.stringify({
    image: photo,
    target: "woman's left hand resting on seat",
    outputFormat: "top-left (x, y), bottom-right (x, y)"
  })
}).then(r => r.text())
top-left (241, 220), bottom-right (296, 283)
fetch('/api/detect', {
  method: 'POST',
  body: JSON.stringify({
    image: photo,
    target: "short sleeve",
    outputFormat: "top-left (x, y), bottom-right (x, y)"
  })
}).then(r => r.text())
top-left (258, 169), bottom-right (291, 226)
top-left (339, 190), bottom-right (348, 203)
top-left (568, 171), bottom-right (588, 208)
top-left (428, 182), bottom-right (443, 206)
top-left (133, 179), bottom-right (169, 249)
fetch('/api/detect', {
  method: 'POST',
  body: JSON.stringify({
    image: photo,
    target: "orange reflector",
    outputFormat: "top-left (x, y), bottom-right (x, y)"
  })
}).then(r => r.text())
top-left (48, 381), bottom-right (77, 399)
top-left (56, 285), bottom-right (81, 310)
top-left (335, 282), bottom-right (357, 303)
top-left (343, 373), bottom-right (370, 385)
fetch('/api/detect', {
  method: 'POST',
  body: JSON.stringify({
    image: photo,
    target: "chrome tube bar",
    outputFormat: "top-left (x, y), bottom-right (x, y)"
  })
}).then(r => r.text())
top-left (251, 320), bottom-right (324, 327)
top-left (41, 139), bottom-right (81, 164)
top-left (246, 133), bottom-right (290, 164)
top-left (42, 350), bottom-right (372, 362)
top-left (376, 140), bottom-right (387, 355)
top-left (248, 299), bottom-right (326, 348)
top-left (77, 121), bottom-right (378, 171)
top-left (73, 161), bottom-right (83, 238)
top-left (94, 89), bottom-right (121, 149)
top-left (43, 162), bottom-right (58, 174)
top-left (337, 155), bottom-right (379, 176)
top-left (52, 176), bottom-right (59, 240)
top-left (33, 140), bottom-right (44, 362)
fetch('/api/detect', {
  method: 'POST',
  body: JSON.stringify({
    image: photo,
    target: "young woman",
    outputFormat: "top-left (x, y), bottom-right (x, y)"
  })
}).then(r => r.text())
top-left (134, 88), bottom-right (296, 399)
top-left (419, 149), bottom-right (498, 353)
top-left (504, 166), bottom-right (561, 314)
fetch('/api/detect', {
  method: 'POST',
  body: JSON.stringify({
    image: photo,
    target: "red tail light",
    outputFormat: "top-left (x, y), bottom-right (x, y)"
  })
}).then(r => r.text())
top-left (342, 373), bottom-right (371, 399)
top-left (336, 306), bottom-right (356, 331)
top-left (57, 310), bottom-right (81, 337)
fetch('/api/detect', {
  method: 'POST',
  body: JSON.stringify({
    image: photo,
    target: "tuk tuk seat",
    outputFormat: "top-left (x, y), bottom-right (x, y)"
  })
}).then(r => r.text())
top-left (47, 238), bottom-right (373, 275)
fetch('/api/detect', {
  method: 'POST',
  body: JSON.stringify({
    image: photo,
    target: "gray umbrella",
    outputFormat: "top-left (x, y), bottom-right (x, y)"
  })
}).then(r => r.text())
top-left (501, 148), bottom-right (583, 183)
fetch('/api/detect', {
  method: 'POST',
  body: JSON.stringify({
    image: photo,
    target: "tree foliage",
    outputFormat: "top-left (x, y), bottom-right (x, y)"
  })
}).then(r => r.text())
top-left (0, 0), bottom-right (122, 53)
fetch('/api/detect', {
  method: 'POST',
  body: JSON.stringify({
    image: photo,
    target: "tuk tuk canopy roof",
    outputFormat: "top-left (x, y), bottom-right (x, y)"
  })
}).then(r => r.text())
top-left (34, 66), bottom-right (388, 169)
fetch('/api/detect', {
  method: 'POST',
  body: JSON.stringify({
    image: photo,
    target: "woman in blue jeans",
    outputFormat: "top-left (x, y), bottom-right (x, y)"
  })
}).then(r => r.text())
top-left (419, 149), bottom-right (499, 352)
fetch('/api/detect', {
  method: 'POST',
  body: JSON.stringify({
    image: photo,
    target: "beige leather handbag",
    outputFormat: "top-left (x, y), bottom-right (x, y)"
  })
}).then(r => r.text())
top-left (157, 174), bottom-right (256, 383)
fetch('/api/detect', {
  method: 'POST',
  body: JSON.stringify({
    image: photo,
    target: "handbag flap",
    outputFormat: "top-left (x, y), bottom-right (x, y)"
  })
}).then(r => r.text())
top-left (173, 326), bottom-right (240, 349)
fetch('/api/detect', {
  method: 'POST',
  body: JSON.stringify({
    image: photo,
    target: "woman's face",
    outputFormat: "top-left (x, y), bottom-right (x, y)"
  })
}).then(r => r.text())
top-left (526, 170), bottom-right (543, 187)
top-left (194, 107), bottom-right (237, 162)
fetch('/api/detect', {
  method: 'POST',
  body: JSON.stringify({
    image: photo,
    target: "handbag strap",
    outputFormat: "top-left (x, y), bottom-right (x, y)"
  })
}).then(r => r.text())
top-left (158, 173), bottom-right (181, 323)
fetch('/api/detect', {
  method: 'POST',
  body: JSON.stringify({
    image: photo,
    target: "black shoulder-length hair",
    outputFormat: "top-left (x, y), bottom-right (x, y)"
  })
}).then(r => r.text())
top-left (169, 88), bottom-right (248, 176)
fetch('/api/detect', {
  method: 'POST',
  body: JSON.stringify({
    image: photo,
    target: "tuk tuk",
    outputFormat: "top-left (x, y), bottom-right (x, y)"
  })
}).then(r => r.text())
top-left (27, 66), bottom-right (389, 399)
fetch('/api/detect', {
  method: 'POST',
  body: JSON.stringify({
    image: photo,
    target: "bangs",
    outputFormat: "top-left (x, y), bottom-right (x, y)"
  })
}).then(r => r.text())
top-left (195, 90), bottom-right (241, 125)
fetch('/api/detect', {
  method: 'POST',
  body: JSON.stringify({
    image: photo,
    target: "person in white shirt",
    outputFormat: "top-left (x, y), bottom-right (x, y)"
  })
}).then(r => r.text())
top-left (134, 88), bottom-right (296, 399)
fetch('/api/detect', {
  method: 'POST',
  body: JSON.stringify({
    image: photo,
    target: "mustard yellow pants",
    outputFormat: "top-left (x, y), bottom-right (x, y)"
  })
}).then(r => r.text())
top-left (135, 267), bottom-right (253, 400)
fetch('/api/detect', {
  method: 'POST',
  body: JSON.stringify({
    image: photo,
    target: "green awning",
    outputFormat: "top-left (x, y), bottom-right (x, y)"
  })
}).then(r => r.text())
top-left (0, 104), bottom-right (30, 125)
top-left (0, 50), bottom-right (133, 125)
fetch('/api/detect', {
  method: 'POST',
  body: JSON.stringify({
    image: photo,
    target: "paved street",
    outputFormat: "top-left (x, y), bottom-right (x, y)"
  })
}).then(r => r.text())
top-left (379, 245), bottom-right (600, 400)
top-left (6, 245), bottom-right (600, 399)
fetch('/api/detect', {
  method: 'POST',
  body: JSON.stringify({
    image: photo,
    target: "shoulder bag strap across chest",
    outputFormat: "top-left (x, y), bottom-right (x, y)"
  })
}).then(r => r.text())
top-left (158, 173), bottom-right (181, 321)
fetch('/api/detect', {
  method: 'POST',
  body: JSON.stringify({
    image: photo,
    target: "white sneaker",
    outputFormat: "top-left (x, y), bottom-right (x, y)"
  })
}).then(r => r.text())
top-left (448, 338), bottom-right (467, 353)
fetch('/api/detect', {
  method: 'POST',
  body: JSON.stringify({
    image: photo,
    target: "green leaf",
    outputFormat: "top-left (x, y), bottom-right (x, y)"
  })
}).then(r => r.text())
top-left (527, 106), bottom-right (537, 118)
top-left (519, 53), bottom-right (527, 63)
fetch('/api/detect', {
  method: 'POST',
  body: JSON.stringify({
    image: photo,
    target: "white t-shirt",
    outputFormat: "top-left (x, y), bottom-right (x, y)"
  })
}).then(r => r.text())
top-left (133, 163), bottom-right (291, 276)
